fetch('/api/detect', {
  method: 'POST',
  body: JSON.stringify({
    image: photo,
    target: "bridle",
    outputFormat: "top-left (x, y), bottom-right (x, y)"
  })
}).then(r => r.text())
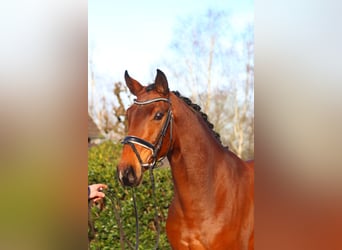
top-left (121, 97), bottom-right (173, 249)
top-left (122, 97), bottom-right (173, 170)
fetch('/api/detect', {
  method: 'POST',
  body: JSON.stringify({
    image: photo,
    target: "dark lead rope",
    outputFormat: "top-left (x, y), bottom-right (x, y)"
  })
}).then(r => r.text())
top-left (149, 167), bottom-right (161, 250)
top-left (93, 185), bottom-right (160, 250)
top-left (132, 187), bottom-right (139, 250)
top-left (131, 169), bottom-right (161, 250)
top-left (106, 190), bottom-right (126, 250)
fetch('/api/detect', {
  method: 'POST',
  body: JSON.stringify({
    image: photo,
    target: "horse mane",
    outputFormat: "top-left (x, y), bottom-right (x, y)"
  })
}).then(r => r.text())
top-left (145, 83), bottom-right (225, 147)
top-left (172, 91), bottom-right (224, 146)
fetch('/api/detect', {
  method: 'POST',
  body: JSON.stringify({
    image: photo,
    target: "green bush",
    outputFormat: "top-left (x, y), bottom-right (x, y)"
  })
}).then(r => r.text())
top-left (88, 141), bottom-right (173, 249)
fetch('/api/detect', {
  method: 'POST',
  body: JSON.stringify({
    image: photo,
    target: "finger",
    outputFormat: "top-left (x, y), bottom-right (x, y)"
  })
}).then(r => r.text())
top-left (98, 184), bottom-right (108, 189)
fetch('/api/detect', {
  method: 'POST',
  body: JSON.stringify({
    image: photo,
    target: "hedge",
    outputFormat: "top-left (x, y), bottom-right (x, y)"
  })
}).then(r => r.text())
top-left (88, 140), bottom-right (173, 249)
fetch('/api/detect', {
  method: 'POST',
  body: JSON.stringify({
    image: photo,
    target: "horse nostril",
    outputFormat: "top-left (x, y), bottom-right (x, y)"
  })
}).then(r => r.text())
top-left (121, 166), bottom-right (137, 187)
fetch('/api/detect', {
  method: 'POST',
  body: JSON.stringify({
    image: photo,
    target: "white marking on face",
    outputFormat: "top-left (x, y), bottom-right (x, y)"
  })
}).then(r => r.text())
top-left (118, 170), bottom-right (123, 181)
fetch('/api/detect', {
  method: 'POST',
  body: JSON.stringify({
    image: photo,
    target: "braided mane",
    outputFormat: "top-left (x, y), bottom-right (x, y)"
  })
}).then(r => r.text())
top-left (172, 91), bottom-right (224, 146)
top-left (145, 84), bottom-right (224, 147)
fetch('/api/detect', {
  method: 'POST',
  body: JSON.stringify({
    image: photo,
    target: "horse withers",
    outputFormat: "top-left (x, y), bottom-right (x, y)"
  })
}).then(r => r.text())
top-left (117, 69), bottom-right (254, 250)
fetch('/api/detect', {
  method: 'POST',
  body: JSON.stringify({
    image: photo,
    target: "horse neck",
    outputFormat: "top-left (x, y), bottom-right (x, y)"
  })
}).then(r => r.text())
top-left (167, 94), bottom-right (226, 204)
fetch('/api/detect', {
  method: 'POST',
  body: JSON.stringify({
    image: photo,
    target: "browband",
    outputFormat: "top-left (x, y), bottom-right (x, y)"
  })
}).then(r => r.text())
top-left (134, 98), bottom-right (170, 105)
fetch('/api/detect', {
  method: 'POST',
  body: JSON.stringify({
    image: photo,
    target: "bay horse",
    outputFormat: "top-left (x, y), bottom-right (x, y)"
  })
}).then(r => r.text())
top-left (117, 69), bottom-right (254, 250)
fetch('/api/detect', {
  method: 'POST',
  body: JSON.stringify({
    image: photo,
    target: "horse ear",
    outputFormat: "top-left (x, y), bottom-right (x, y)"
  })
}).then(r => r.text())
top-left (154, 69), bottom-right (169, 95)
top-left (125, 70), bottom-right (143, 96)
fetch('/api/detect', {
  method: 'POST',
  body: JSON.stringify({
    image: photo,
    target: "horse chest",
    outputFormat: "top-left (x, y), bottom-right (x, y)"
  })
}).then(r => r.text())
top-left (166, 195), bottom-right (252, 250)
top-left (165, 216), bottom-right (209, 250)
top-left (166, 202), bottom-right (221, 249)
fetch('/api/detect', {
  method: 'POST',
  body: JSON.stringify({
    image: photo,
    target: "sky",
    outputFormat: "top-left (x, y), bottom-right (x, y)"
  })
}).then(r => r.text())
top-left (88, 0), bottom-right (253, 105)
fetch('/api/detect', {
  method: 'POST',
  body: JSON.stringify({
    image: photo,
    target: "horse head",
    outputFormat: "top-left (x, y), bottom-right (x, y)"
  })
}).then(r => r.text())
top-left (117, 69), bottom-right (173, 187)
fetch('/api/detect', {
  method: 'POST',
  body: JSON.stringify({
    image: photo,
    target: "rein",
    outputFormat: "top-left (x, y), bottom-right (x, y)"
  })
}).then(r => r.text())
top-left (130, 167), bottom-right (161, 250)
top-left (121, 97), bottom-right (173, 250)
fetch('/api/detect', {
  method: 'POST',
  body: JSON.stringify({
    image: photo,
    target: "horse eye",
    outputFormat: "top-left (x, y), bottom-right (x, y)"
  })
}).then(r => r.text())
top-left (154, 112), bottom-right (164, 120)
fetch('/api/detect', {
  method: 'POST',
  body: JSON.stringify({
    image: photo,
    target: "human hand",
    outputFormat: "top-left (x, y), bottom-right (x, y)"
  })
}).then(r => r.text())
top-left (88, 183), bottom-right (108, 202)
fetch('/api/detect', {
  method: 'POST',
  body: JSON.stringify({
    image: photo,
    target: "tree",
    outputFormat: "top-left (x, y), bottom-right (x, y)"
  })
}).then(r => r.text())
top-left (160, 9), bottom-right (254, 159)
top-left (88, 50), bottom-right (131, 140)
top-left (92, 81), bottom-right (131, 140)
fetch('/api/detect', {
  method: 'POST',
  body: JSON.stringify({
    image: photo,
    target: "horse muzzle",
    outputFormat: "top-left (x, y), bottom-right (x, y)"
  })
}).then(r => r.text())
top-left (117, 165), bottom-right (141, 187)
